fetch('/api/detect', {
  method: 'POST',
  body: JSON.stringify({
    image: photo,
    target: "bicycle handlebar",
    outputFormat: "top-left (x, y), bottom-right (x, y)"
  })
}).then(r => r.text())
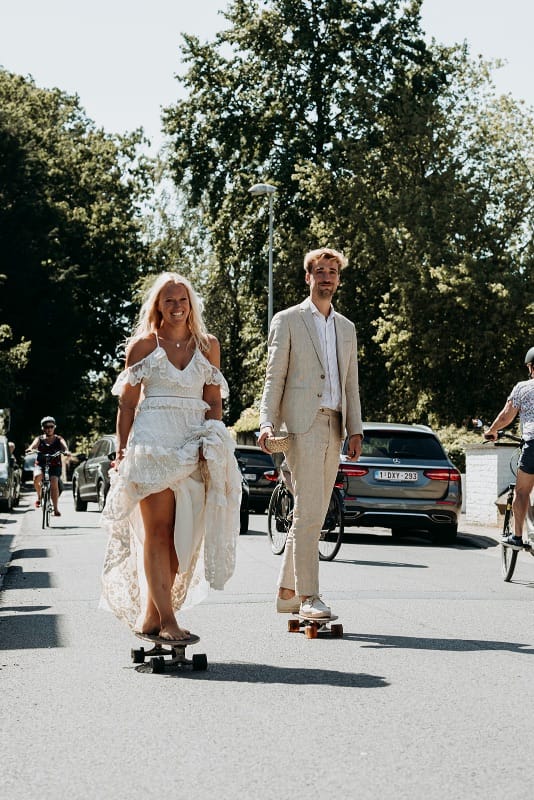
top-left (472, 418), bottom-right (522, 444)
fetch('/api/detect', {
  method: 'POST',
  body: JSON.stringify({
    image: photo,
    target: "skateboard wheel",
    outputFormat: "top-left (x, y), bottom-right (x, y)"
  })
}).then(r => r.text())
top-left (305, 624), bottom-right (318, 639)
top-left (150, 657), bottom-right (164, 674)
top-left (131, 647), bottom-right (145, 664)
top-left (331, 623), bottom-right (343, 638)
top-left (192, 653), bottom-right (208, 671)
top-left (288, 619), bottom-right (300, 632)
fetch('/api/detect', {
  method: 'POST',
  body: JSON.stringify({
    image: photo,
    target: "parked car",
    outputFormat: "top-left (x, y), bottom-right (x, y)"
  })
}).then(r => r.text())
top-left (22, 451), bottom-right (37, 483)
top-left (338, 422), bottom-right (462, 543)
top-left (72, 435), bottom-right (117, 512)
top-left (236, 460), bottom-right (250, 535)
top-left (0, 435), bottom-right (21, 512)
top-left (234, 445), bottom-right (277, 513)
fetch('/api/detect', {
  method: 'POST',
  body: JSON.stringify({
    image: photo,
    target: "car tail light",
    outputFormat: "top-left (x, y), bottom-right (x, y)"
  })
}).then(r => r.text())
top-left (423, 468), bottom-right (461, 482)
top-left (339, 464), bottom-right (369, 478)
top-left (263, 470), bottom-right (279, 482)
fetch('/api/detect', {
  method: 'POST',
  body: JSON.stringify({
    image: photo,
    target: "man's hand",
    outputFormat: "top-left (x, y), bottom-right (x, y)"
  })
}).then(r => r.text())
top-left (258, 426), bottom-right (274, 453)
top-left (346, 434), bottom-right (363, 461)
top-left (484, 430), bottom-right (498, 442)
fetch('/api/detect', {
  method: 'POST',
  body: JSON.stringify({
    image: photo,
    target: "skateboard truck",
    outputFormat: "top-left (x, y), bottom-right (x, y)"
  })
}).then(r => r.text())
top-left (131, 633), bottom-right (208, 674)
top-left (288, 614), bottom-right (343, 639)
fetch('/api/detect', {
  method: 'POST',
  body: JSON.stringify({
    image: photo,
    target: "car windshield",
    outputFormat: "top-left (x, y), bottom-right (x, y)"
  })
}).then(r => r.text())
top-left (236, 451), bottom-right (273, 468)
top-left (360, 431), bottom-right (445, 461)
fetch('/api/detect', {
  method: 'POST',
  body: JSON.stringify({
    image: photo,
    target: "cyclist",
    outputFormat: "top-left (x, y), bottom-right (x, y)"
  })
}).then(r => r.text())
top-left (484, 347), bottom-right (534, 549)
top-left (27, 417), bottom-right (69, 517)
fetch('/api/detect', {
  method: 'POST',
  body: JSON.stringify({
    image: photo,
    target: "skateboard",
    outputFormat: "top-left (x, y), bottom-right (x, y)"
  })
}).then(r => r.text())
top-left (131, 632), bottom-right (208, 674)
top-left (287, 614), bottom-right (343, 639)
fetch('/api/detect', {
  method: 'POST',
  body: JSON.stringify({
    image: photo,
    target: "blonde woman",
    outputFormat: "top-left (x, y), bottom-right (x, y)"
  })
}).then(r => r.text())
top-left (101, 273), bottom-right (241, 640)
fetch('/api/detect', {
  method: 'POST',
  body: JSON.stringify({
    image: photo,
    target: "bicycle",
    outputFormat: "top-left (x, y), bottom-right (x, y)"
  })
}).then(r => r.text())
top-left (267, 467), bottom-right (345, 562)
top-left (35, 451), bottom-right (64, 529)
top-left (493, 432), bottom-right (534, 581)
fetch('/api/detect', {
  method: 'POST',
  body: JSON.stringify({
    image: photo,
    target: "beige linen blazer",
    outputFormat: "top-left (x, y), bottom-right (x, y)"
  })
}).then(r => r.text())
top-left (259, 299), bottom-right (363, 437)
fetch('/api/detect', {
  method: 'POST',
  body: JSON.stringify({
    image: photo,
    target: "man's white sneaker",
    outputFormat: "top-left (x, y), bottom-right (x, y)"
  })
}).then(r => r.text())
top-left (276, 595), bottom-right (301, 613)
top-left (300, 595), bottom-right (331, 619)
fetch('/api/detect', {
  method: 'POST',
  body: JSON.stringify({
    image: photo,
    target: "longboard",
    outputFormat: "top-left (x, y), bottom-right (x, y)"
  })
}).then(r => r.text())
top-left (131, 632), bottom-right (208, 673)
top-left (288, 613), bottom-right (343, 639)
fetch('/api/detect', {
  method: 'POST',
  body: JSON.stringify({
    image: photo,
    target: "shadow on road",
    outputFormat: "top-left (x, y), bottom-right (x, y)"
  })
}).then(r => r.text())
top-left (145, 662), bottom-right (389, 687)
top-left (0, 613), bottom-right (64, 649)
top-left (11, 548), bottom-right (50, 560)
top-left (346, 631), bottom-right (534, 654)
top-left (335, 557), bottom-right (427, 568)
top-left (3, 565), bottom-right (56, 589)
top-left (343, 530), bottom-right (497, 550)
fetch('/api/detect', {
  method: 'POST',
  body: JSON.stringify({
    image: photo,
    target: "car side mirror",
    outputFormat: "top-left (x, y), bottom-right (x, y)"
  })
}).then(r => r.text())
top-left (108, 452), bottom-right (116, 462)
top-left (76, 453), bottom-right (87, 463)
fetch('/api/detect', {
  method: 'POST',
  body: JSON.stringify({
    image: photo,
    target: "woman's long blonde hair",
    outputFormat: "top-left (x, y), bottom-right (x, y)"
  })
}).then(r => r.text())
top-left (129, 272), bottom-right (210, 352)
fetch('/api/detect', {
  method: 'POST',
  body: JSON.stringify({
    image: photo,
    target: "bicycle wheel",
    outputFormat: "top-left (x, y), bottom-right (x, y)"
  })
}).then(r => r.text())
top-left (501, 498), bottom-right (518, 581)
top-left (318, 489), bottom-right (344, 562)
top-left (41, 485), bottom-right (49, 529)
top-left (267, 483), bottom-right (293, 555)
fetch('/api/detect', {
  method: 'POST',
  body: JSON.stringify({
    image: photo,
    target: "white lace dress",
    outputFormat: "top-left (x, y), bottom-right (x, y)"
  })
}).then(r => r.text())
top-left (100, 344), bottom-right (241, 631)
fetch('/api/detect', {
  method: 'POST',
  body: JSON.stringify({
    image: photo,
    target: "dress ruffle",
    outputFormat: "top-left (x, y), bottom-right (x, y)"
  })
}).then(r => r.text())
top-left (111, 346), bottom-right (229, 399)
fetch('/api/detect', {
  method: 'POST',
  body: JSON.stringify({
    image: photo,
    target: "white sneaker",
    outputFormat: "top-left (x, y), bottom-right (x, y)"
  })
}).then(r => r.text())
top-left (276, 595), bottom-right (301, 613)
top-left (300, 595), bottom-right (331, 619)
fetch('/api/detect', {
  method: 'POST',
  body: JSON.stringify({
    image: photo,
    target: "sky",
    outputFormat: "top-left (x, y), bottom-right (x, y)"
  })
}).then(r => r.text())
top-left (0, 0), bottom-right (533, 153)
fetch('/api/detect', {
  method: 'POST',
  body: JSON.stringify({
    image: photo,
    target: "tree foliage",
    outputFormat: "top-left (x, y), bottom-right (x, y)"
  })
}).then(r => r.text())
top-left (0, 69), bottom-right (154, 447)
top-left (163, 0), bottom-right (534, 426)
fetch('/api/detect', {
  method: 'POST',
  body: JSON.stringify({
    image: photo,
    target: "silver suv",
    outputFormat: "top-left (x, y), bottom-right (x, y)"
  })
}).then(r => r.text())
top-left (339, 423), bottom-right (461, 543)
top-left (0, 435), bottom-right (21, 512)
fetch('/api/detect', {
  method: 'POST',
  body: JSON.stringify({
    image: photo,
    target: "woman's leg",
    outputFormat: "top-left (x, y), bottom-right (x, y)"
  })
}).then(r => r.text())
top-left (139, 488), bottom-right (189, 640)
top-left (50, 476), bottom-right (60, 514)
top-left (33, 472), bottom-right (42, 506)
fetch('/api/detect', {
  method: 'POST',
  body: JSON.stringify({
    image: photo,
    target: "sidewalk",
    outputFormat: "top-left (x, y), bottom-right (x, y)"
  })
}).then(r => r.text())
top-left (0, 491), bottom-right (32, 587)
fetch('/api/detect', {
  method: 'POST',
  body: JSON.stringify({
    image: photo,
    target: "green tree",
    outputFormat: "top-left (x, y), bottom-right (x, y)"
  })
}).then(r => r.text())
top-left (164, 0), bottom-right (443, 421)
top-left (0, 69), bottom-right (154, 447)
top-left (163, 0), bottom-right (533, 426)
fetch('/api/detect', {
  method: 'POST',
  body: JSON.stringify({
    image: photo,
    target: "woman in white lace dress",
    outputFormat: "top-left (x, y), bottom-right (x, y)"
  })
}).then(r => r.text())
top-left (101, 273), bottom-right (241, 640)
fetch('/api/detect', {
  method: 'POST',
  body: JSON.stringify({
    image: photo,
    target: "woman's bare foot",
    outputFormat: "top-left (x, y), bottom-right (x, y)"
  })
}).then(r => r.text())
top-left (140, 611), bottom-right (161, 636)
top-left (159, 623), bottom-right (190, 641)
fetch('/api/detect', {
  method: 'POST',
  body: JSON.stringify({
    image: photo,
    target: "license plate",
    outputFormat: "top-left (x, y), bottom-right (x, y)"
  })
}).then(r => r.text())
top-left (375, 470), bottom-right (418, 482)
top-left (245, 473), bottom-right (257, 482)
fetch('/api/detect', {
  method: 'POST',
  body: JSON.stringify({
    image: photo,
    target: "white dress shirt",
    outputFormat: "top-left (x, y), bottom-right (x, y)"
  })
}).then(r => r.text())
top-left (309, 299), bottom-right (341, 412)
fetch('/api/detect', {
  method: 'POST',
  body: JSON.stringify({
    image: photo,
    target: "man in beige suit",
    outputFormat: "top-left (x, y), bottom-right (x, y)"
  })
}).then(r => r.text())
top-left (259, 247), bottom-right (363, 619)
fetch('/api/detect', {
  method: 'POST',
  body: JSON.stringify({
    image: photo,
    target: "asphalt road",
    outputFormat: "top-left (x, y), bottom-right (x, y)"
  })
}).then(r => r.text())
top-left (1, 487), bottom-right (534, 799)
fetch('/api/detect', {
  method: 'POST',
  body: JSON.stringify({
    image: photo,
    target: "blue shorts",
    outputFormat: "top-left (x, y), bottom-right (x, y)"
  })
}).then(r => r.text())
top-left (518, 440), bottom-right (534, 475)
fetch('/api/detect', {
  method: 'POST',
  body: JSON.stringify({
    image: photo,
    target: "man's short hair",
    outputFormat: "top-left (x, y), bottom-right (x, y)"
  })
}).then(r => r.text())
top-left (304, 247), bottom-right (348, 273)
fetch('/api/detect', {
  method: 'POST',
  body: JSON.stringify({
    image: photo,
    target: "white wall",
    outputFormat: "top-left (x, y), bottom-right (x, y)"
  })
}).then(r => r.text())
top-left (465, 444), bottom-right (517, 525)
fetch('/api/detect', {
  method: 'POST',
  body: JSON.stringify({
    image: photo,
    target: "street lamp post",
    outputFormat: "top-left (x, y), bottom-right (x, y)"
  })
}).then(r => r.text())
top-left (249, 182), bottom-right (277, 332)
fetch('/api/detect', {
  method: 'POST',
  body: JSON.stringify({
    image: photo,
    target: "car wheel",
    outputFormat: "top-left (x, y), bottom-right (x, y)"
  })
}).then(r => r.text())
top-left (239, 504), bottom-right (249, 535)
top-left (97, 481), bottom-right (106, 513)
top-left (73, 479), bottom-right (88, 512)
top-left (0, 497), bottom-right (12, 513)
top-left (431, 523), bottom-right (457, 545)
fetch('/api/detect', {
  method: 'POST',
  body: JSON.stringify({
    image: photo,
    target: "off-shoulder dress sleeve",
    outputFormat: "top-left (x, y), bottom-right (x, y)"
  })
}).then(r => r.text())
top-left (200, 353), bottom-right (229, 399)
top-left (111, 351), bottom-right (156, 396)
